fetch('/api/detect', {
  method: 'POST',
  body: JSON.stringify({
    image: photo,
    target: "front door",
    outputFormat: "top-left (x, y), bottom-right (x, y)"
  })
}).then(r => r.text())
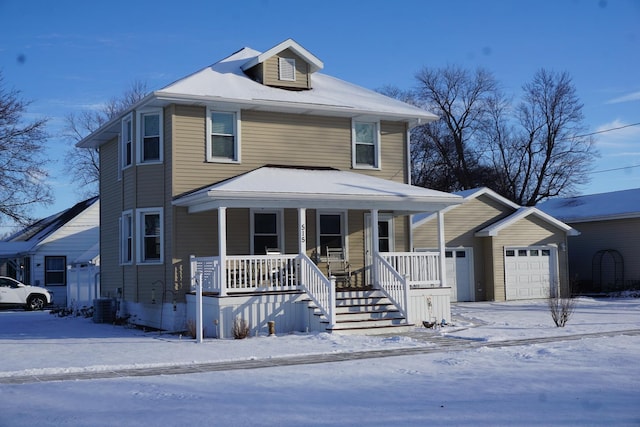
top-left (364, 214), bottom-right (394, 286)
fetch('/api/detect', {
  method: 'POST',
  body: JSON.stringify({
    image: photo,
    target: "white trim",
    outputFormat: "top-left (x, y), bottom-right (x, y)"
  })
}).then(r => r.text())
top-left (316, 210), bottom-right (348, 261)
top-left (120, 210), bottom-right (133, 265)
top-left (475, 207), bottom-right (579, 237)
top-left (136, 108), bottom-right (163, 164)
top-left (351, 119), bottom-right (381, 169)
top-left (206, 107), bottom-right (241, 163)
top-left (249, 208), bottom-right (284, 255)
top-left (136, 208), bottom-right (164, 265)
top-left (504, 245), bottom-right (558, 300)
top-left (241, 38), bottom-right (324, 74)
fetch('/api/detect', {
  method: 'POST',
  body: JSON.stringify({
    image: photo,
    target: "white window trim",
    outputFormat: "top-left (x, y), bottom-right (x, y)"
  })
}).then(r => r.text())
top-left (316, 210), bottom-right (348, 261)
top-left (136, 109), bottom-right (163, 164)
top-left (121, 113), bottom-right (133, 172)
top-left (351, 119), bottom-right (381, 170)
top-left (120, 210), bottom-right (133, 265)
top-left (278, 57), bottom-right (296, 81)
top-left (136, 208), bottom-right (164, 265)
top-left (206, 107), bottom-right (241, 163)
top-left (250, 209), bottom-right (284, 255)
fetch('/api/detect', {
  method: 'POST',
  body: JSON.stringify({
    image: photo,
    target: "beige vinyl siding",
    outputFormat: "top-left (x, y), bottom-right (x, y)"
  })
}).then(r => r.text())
top-left (99, 137), bottom-right (123, 298)
top-left (172, 108), bottom-right (409, 196)
top-left (135, 165), bottom-right (165, 206)
top-left (490, 215), bottom-right (568, 301)
top-left (565, 218), bottom-right (640, 285)
top-left (263, 49), bottom-right (310, 89)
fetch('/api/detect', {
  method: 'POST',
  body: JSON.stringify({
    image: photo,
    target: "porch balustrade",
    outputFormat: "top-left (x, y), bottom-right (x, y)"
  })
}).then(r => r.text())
top-left (380, 251), bottom-right (441, 287)
top-left (374, 254), bottom-right (410, 319)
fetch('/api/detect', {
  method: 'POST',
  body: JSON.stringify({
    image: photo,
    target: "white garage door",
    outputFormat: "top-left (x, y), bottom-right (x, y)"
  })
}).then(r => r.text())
top-left (504, 247), bottom-right (555, 300)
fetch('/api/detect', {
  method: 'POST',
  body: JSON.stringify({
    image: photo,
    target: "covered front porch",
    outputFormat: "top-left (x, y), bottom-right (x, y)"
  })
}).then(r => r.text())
top-left (174, 166), bottom-right (462, 338)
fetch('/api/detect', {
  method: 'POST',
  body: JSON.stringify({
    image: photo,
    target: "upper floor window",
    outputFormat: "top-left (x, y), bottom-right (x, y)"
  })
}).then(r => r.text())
top-left (137, 208), bottom-right (163, 264)
top-left (207, 108), bottom-right (240, 163)
top-left (121, 114), bottom-right (133, 169)
top-left (137, 109), bottom-right (163, 163)
top-left (279, 57), bottom-right (296, 81)
top-left (352, 121), bottom-right (380, 169)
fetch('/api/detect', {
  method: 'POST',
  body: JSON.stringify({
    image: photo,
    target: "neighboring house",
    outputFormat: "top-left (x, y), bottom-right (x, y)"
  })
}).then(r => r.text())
top-left (77, 38), bottom-right (463, 337)
top-left (0, 197), bottom-right (100, 306)
top-left (412, 188), bottom-right (579, 302)
top-left (538, 188), bottom-right (640, 293)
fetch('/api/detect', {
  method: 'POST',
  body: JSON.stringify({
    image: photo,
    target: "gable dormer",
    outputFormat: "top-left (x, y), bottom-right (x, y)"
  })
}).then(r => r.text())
top-left (241, 38), bottom-right (324, 90)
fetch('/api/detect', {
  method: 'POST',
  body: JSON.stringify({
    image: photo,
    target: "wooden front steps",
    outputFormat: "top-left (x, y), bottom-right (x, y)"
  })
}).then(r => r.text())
top-left (311, 289), bottom-right (413, 335)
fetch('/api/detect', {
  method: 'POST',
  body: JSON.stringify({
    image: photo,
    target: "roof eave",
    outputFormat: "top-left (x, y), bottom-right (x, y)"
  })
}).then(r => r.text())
top-left (241, 38), bottom-right (324, 74)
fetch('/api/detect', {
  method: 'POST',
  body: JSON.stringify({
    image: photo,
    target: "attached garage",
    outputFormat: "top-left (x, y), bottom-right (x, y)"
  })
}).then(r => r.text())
top-left (504, 246), bottom-right (557, 300)
top-left (417, 247), bottom-right (474, 302)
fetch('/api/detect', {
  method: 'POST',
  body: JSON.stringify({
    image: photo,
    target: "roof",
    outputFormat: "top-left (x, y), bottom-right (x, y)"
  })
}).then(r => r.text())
top-left (475, 207), bottom-right (580, 237)
top-left (78, 41), bottom-right (438, 148)
top-left (537, 188), bottom-right (640, 223)
top-left (412, 187), bottom-right (519, 227)
top-left (173, 166), bottom-right (462, 213)
top-left (0, 196), bottom-right (99, 257)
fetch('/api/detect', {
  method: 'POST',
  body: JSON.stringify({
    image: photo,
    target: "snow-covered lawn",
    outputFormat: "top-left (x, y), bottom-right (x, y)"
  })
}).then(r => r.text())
top-left (1, 298), bottom-right (639, 426)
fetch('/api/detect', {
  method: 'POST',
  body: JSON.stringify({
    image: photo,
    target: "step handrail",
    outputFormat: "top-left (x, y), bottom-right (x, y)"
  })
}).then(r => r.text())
top-left (298, 254), bottom-right (336, 328)
top-left (375, 253), bottom-right (409, 320)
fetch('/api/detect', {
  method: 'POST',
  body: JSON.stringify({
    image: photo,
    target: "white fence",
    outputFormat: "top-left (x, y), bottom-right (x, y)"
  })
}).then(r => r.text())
top-left (66, 264), bottom-right (100, 309)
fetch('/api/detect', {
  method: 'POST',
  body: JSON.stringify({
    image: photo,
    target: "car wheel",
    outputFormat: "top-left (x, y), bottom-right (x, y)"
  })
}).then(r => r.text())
top-left (27, 295), bottom-right (46, 311)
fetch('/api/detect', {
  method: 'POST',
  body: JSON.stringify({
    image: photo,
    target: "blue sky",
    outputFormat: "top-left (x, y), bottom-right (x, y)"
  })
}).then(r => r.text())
top-left (1, 0), bottom-right (639, 229)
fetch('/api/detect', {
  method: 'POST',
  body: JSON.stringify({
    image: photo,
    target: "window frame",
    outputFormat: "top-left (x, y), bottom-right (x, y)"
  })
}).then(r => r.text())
top-left (120, 210), bottom-right (133, 265)
top-left (44, 256), bottom-right (66, 286)
top-left (206, 107), bottom-right (241, 163)
top-left (250, 209), bottom-right (284, 255)
top-left (278, 57), bottom-right (296, 81)
top-left (316, 211), bottom-right (348, 260)
top-left (121, 113), bottom-right (133, 171)
top-left (136, 208), bottom-right (164, 265)
top-left (136, 109), bottom-right (163, 164)
top-left (351, 119), bottom-right (381, 169)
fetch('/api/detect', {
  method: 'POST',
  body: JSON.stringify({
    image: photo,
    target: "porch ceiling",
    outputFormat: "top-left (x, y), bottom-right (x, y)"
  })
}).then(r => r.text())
top-left (173, 166), bottom-right (462, 214)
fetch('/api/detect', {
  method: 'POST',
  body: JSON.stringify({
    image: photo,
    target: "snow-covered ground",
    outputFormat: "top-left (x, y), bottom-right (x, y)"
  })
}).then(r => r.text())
top-left (1, 298), bottom-right (639, 426)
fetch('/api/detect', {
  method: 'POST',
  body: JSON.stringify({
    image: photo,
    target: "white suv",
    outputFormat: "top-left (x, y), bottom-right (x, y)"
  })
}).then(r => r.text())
top-left (0, 276), bottom-right (53, 310)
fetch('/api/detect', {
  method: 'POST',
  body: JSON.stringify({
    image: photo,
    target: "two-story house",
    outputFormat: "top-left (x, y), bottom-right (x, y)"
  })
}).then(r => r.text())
top-left (78, 39), bottom-right (462, 337)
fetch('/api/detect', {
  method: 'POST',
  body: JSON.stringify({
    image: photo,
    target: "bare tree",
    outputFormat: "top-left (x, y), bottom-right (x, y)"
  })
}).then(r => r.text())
top-left (512, 70), bottom-right (596, 205)
top-left (63, 80), bottom-right (148, 197)
top-left (0, 71), bottom-right (52, 227)
top-left (412, 66), bottom-right (502, 190)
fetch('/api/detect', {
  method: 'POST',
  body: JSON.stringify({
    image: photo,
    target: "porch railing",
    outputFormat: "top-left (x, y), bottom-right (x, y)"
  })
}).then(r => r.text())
top-left (381, 251), bottom-right (440, 287)
top-left (375, 253), bottom-right (409, 320)
top-left (298, 254), bottom-right (335, 328)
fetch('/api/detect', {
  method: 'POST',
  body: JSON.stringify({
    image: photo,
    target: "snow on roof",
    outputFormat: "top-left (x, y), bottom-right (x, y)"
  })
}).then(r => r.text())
top-left (156, 46), bottom-right (437, 123)
top-left (241, 38), bottom-right (324, 73)
top-left (538, 188), bottom-right (640, 223)
top-left (173, 166), bottom-right (462, 213)
top-left (412, 187), bottom-right (519, 227)
top-left (475, 207), bottom-right (579, 237)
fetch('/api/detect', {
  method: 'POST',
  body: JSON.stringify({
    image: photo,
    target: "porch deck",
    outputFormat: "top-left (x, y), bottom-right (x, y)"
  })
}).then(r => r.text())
top-left (189, 252), bottom-right (449, 337)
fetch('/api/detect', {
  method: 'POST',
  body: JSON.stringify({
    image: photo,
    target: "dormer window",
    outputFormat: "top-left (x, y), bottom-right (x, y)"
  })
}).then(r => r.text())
top-left (278, 57), bottom-right (296, 81)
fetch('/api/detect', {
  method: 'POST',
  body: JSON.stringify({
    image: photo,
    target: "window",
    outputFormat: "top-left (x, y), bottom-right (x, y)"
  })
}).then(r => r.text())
top-left (318, 212), bottom-right (345, 257)
top-left (252, 211), bottom-right (281, 254)
top-left (352, 121), bottom-right (380, 168)
top-left (137, 110), bottom-right (162, 163)
top-left (121, 114), bottom-right (133, 169)
top-left (207, 109), bottom-right (240, 162)
top-left (121, 211), bottom-right (133, 264)
top-left (45, 256), bottom-right (66, 286)
top-left (137, 209), bottom-right (163, 263)
top-left (278, 57), bottom-right (296, 81)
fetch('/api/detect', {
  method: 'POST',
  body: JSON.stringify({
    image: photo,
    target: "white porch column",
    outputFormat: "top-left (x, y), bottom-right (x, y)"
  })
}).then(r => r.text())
top-left (371, 209), bottom-right (379, 287)
top-left (437, 210), bottom-right (447, 288)
top-left (298, 208), bottom-right (307, 255)
top-left (218, 206), bottom-right (227, 297)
